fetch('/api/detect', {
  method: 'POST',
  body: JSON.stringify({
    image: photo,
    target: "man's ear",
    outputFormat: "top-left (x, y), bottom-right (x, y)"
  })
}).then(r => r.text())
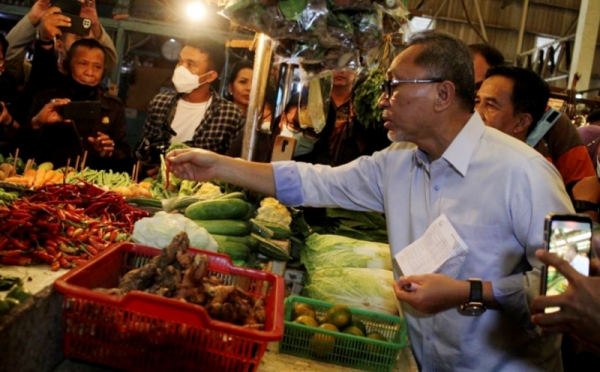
top-left (201, 70), bottom-right (219, 84)
top-left (433, 81), bottom-right (455, 112)
top-left (513, 113), bottom-right (533, 135)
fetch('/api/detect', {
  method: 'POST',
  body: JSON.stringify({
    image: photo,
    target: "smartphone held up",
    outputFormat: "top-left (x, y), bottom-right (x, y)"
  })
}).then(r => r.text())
top-left (540, 213), bottom-right (592, 313)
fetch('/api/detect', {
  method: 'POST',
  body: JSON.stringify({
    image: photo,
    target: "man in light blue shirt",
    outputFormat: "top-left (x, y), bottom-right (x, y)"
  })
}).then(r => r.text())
top-left (166, 31), bottom-right (572, 371)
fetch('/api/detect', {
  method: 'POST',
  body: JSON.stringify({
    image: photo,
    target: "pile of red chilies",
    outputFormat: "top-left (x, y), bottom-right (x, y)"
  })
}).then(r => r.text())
top-left (0, 182), bottom-right (149, 270)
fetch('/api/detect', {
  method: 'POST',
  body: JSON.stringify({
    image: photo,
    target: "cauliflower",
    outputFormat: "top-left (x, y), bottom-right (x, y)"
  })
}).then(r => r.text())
top-left (256, 197), bottom-right (292, 227)
top-left (195, 182), bottom-right (223, 200)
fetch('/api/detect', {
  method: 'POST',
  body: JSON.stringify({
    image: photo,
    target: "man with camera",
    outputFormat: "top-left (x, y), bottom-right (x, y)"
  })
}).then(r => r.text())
top-left (22, 38), bottom-right (131, 172)
top-left (5, 0), bottom-right (117, 123)
top-left (135, 38), bottom-right (245, 175)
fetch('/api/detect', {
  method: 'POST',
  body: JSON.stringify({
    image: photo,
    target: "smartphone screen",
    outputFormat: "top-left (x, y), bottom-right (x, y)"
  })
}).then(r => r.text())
top-left (542, 214), bottom-right (592, 313)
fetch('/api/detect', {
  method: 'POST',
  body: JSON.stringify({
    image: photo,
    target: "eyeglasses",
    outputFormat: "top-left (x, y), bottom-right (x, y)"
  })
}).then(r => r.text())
top-left (282, 113), bottom-right (319, 140)
top-left (380, 78), bottom-right (444, 97)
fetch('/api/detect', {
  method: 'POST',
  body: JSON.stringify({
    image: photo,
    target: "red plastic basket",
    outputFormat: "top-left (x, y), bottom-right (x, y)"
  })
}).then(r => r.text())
top-left (54, 242), bottom-right (285, 372)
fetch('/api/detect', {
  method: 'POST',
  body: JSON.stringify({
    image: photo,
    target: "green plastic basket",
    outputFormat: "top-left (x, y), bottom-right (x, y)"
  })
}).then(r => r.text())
top-left (279, 296), bottom-right (407, 372)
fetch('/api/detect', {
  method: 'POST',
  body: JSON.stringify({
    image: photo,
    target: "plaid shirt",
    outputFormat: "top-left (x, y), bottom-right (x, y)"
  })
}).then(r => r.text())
top-left (140, 89), bottom-right (245, 155)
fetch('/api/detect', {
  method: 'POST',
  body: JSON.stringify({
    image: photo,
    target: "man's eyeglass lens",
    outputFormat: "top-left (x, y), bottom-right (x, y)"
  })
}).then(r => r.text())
top-left (380, 79), bottom-right (443, 97)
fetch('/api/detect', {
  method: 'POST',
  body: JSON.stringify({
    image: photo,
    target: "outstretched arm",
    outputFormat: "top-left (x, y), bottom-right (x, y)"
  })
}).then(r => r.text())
top-left (167, 148), bottom-right (276, 197)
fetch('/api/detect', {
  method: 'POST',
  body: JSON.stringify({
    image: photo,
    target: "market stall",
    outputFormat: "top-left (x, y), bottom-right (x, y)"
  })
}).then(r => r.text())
top-left (0, 0), bottom-right (418, 370)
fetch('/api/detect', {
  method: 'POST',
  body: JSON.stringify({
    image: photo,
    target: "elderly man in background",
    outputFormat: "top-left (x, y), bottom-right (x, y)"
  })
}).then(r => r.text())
top-left (23, 38), bottom-right (130, 172)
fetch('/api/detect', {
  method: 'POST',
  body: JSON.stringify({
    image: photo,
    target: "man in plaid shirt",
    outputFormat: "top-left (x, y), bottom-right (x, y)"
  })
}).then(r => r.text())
top-left (136, 38), bottom-right (245, 169)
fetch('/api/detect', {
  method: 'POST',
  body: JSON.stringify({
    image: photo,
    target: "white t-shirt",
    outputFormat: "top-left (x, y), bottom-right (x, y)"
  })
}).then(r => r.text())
top-left (170, 97), bottom-right (212, 144)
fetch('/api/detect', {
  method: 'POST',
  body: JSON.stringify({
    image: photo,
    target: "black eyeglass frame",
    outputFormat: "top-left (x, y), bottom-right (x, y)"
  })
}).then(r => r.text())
top-left (380, 78), bottom-right (444, 97)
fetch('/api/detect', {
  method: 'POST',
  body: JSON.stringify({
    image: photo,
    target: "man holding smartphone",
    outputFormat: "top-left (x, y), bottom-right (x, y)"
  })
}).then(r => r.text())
top-left (22, 38), bottom-right (131, 172)
top-left (5, 0), bottom-right (117, 123)
top-left (532, 241), bottom-right (600, 359)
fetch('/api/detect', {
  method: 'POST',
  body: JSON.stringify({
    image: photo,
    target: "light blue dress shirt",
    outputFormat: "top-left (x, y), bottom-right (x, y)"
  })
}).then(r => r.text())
top-left (273, 113), bottom-right (572, 371)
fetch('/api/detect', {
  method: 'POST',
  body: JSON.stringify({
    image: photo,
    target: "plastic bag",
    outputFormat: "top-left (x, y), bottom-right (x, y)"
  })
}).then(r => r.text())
top-left (298, 70), bottom-right (332, 134)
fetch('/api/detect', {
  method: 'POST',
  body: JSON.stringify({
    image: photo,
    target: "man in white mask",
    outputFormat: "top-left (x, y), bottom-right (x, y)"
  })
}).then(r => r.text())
top-left (136, 38), bottom-right (244, 172)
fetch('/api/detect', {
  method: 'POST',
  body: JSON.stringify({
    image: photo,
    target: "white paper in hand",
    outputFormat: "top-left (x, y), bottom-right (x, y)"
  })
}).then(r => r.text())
top-left (394, 214), bottom-right (468, 278)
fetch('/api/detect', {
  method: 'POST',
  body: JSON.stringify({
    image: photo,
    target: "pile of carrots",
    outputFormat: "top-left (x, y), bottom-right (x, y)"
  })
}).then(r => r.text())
top-left (4, 169), bottom-right (73, 189)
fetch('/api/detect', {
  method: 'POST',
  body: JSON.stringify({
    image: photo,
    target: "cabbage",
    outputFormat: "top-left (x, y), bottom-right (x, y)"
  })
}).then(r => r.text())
top-left (301, 233), bottom-right (392, 273)
top-left (132, 212), bottom-right (218, 252)
top-left (304, 267), bottom-right (399, 315)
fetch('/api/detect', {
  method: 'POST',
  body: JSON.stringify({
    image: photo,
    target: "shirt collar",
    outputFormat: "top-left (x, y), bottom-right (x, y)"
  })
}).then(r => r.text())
top-left (441, 112), bottom-right (485, 177)
top-left (412, 112), bottom-right (485, 177)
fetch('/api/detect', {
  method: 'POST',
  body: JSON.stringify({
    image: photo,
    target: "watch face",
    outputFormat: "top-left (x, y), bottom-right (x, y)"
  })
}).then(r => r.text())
top-left (162, 39), bottom-right (182, 61)
top-left (460, 303), bottom-right (486, 316)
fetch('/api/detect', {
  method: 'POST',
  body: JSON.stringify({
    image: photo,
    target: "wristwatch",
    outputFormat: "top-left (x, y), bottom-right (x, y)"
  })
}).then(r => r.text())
top-left (35, 30), bottom-right (54, 46)
top-left (459, 279), bottom-right (486, 316)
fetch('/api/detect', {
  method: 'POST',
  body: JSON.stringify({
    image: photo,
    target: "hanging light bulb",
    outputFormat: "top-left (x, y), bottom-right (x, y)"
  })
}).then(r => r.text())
top-left (187, 2), bottom-right (205, 20)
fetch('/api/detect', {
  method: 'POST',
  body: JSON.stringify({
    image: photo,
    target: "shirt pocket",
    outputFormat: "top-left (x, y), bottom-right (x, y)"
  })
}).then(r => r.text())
top-left (451, 222), bottom-right (511, 280)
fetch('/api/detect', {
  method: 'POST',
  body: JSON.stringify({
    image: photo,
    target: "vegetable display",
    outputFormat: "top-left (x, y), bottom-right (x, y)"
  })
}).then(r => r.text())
top-left (0, 183), bottom-right (148, 269)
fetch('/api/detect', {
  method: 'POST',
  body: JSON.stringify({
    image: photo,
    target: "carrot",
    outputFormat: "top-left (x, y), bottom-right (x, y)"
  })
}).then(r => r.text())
top-left (42, 170), bottom-right (55, 186)
top-left (50, 172), bottom-right (63, 184)
top-left (33, 168), bottom-right (46, 188)
top-left (4, 176), bottom-right (30, 184)
top-left (24, 169), bottom-right (37, 178)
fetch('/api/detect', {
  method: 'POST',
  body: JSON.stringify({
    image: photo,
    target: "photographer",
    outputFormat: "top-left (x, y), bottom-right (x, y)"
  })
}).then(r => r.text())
top-left (0, 34), bottom-right (22, 157)
top-left (5, 0), bottom-right (117, 123)
top-left (23, 38), bottom-right (131, 172)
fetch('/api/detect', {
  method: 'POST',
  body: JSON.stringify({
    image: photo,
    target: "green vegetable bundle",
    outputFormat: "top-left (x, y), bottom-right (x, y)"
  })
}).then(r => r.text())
top-left (301, 233), bottom-right (391, 274)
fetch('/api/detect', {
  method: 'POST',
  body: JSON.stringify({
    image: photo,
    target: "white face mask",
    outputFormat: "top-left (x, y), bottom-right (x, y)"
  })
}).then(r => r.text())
top-left (280, 126), bottom-right (317, 157)
top-left (172, 66), bottom-right (212, 94)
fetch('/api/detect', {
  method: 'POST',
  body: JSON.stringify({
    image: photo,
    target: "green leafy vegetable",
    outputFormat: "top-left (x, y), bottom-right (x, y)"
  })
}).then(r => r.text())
top-left (301, 233), bottom-right (392, 273)
top-left (353, 67), bottom-right (385, 130)
top-left (304, 267), bottom-right (399, 315)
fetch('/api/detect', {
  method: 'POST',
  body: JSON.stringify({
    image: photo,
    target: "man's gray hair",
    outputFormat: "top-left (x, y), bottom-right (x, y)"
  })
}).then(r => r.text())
top-left (407, 31), bottom-right (475, 111)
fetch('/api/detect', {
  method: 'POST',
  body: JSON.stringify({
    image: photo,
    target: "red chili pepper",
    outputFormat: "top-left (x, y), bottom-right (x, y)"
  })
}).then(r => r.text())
top-left (46, 246), bottom-right (58, 256)
top-left (1, 250), bottom-right (23, 257)
top-left (1, 256), bottom-right (32, 266)
top-left (108, 230), bottom-right (118, 243)
top-left (59, 257), bottom-right (70, 269)
top-left (34, 251), bottom-right (55, 264)
top-left (85, 246), bottom-right (99, 256)
top-left (50, 261), bottom-right (60, 271)
top-left (46, 240), bottom-right (58, 249)
top-left (11, 239), bottom-right (28, 250)
top-left (0, 237), bottom-right (9, 251)
top-left (11, 212), bottom-right (33, 220)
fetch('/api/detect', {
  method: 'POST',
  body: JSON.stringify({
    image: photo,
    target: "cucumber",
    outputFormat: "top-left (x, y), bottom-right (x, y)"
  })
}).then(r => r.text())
top-left (216, 192), bottom-right (247, 201)
top-left (249, 219), bottom-right (274, 238)
top-left (127, 197), bottom-right (162, 209)
top-left (217, 241), bottom-right (250, 261)
top-left (251, 233), bottom-right (290, 261)
top-left (193, 220), bottom-right (251, 236)
top-left (185, 199), bottom-right (250, 220)
top-left (173, 196), bottom-right (202, 210)
top-left (212, 234), bottom-right (258, 249)
top-left (254, 220), bottom-right (292, 239)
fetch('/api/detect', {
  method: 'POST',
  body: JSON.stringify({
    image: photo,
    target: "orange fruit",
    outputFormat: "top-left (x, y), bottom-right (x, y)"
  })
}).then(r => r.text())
top-left (325, 304), bottom-right (352, 329)
top-left (294, 315), bottom-right (318, 327)
top-left (292, 302), bottom-right (316, 320)
top-left (310, 323), bottom-right (339, 357)
top-left (342, 325), bottom-right (364, 337)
